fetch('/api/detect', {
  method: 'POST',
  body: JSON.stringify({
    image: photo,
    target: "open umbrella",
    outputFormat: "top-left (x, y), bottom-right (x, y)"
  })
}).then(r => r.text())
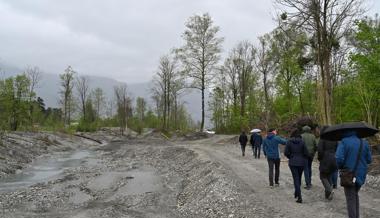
top-left (250, 128), bottom-right (261, 133)
top-left (320, 122), bottom-right (379, 141)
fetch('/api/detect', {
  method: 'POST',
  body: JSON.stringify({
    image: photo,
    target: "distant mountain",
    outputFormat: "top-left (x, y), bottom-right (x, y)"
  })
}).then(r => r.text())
top-left (0, 63), bottom-right (210, 126)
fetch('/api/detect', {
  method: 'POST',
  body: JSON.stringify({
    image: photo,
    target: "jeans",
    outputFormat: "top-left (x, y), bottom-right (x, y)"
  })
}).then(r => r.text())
top-left (344, 185), bottom-right (361, 218)
top-left (290, 166), bottom-right (303, 199)
top-left (304, 157), bottom-right (313, 186)
top-left (329, 170), bottom-right (338, 187)
top-left (267, 158), bottom-right (280, 186)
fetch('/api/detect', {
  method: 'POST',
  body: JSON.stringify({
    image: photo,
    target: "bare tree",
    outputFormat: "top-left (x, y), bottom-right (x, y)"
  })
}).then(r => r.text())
top-left (135, 97), bottom-right (147, 121)
top-left (114, 84), bottom-right (131, 135)
top-left (221, 54), bottom-right (239, 112)
top-left (25, 66), bottom-right (42, 126)
top-left (233, 41), bottom-right (256, 118)
top-left (75, 76), bottom-right (90, 120)
top-left (152, 55), bottom-right (177, 130)
top-left (276, 0), bottom-right (364, 124)
top-left (91, 87), bottom-right (105, 119)
top-left (253, 34), bottom-right (276, 129)
top-left (170, 78), bottom-right (185, 130)
top-left (176, 13), bottom-right (224, 131)
top-left (59, 66), bottom-right (76, 127)
top-left (106, 99), bottom-right (115, 118)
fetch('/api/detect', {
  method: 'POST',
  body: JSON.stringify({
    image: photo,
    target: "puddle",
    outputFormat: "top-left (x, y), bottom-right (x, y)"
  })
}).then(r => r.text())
top-left (108, 170), bottom-right (162, 200)
top-left (124, 171), bottom-right (161, 195)
top-left (0, 150), bottom-right (95, 192)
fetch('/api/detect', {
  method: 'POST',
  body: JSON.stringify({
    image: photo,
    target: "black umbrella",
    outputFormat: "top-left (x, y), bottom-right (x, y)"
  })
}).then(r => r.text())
top-left (320, 122), bottom-right (379, 141)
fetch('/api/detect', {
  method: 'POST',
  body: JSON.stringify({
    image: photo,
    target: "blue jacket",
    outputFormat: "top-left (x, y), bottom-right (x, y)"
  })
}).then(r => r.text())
top-left (284, 137), bottom-right (309, 167)
top-left (336, 132), bottom-right (372, 187)
top-left (250, 133), bottom-right (263, 147)
top-left (263, 133), bottom-right (287, 159)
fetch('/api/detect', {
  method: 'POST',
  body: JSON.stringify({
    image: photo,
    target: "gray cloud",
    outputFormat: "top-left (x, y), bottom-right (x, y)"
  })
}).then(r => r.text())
top-left (0, 0), bottom-right (378, 83)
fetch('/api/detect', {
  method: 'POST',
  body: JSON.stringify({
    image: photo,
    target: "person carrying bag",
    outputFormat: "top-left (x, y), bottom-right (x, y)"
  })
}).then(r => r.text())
top-left (336, 131), bottom-right (372, 218)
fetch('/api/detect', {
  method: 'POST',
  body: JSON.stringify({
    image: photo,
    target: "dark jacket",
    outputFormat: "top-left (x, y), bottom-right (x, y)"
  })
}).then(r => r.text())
top-left (317, 138), bottom-right (338, 174)
top-left (239, 133), bottom-right (248, 146)
top-left (336, 132), bottom-right (372, 187)
top-left (284, 137), bottom-right (309, 167)
top-left (250, 133), bottom-right (262, 147)
top-left (263, 133), bottom-right (287, 159)
top-left (301, 126), bottom-right (317, 158)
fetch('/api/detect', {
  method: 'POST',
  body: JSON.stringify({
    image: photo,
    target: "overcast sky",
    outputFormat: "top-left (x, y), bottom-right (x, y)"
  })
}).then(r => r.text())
top-left (0, 0), bottom-right (379, 83)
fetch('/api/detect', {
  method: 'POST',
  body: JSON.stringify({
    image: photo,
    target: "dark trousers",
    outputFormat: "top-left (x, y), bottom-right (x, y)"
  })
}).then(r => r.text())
top-left (329, 170), bottom-right (338, 187)
top-left (320, 172), bottom-right (333, 194)
top-left (290, 166), bottom-right (303, 199)
top-left (344, 185), bottom-right (361, 218)
top-left (267, 158), bottom-right (280, 186)
top-left (253, 145), bottom-right (261, 158)
top-left (240, 144), bottom-right (246, 156)
top-left (304, 157), bottom-right (313, 186)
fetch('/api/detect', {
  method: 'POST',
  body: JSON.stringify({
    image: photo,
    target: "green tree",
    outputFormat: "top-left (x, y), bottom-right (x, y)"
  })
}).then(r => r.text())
top-left (0, 75), bottom-right (31, 130)
top-left (59, 66), bottom-right (76, 127)
top-left (350, 15), bottom-right (380, 126)
top-left (276, 0), bottom-right (364, 125)
top-left (271, 23), bottom-right (309, 122)
top-left (176, 13), bottom-right (224, 131)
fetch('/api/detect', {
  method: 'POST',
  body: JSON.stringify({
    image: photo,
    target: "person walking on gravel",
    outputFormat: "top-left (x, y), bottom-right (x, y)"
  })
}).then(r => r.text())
top-left (263, 128), bottom-right (287, 187)
top-left (317, 125), bottom-right (338, 200)
top-left (250, 130), bottom-right (263, 158)
top-left (301, 125), bottom-right (317, 189)
top-left (336, 131), bottom-right (372, 218)
top-left (239, 131), bottom-right (248, 156)
top-left (284, 129), bottom-right (309, 203)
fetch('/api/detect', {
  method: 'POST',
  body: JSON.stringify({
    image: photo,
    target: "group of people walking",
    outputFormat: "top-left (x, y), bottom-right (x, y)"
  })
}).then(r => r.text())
top-left (238, 130), bottom-right (262, 158)
top-left (239, 124), bottom-right (373, 218)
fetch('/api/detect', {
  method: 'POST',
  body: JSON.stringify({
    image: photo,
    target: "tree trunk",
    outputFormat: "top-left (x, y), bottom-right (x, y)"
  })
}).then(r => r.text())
top-left (200, 76), bottom-right (205, 132)
top-left (263, 71), bottom-right (270, 128)
top-left (297, 86), bottom-right (305, 115)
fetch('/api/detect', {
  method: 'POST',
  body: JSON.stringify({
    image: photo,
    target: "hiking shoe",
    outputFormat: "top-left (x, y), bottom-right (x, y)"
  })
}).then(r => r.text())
top-left (296, 198), bottom-right (302, 203)
top-left (304, 185), bottom-right (311, 190)
top-left (325, 191), bottom-right (330, 199)
top-left (274, 183), bottom-right (280, 187)
top-left (269, 185), bottom-right (274, 189)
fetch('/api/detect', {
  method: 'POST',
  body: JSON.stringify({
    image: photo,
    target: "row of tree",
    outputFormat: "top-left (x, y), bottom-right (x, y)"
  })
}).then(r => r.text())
top-left (150, 0), bottom-right (379, 134)
top-left (208, 0), bottom-right (380, 133)
top-left (0, 63), bottom-right (195, 134)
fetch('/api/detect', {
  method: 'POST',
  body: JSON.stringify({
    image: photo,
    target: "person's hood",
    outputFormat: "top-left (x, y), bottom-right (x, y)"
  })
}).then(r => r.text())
top-left (302, 125), bottom-right (311, 132)
top-left (267, 132), bottom-right (275, 139)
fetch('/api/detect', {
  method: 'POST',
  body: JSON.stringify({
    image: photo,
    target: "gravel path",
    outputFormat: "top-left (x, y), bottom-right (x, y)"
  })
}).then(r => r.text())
top-left (184, 135), bottom-right (380, 218)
